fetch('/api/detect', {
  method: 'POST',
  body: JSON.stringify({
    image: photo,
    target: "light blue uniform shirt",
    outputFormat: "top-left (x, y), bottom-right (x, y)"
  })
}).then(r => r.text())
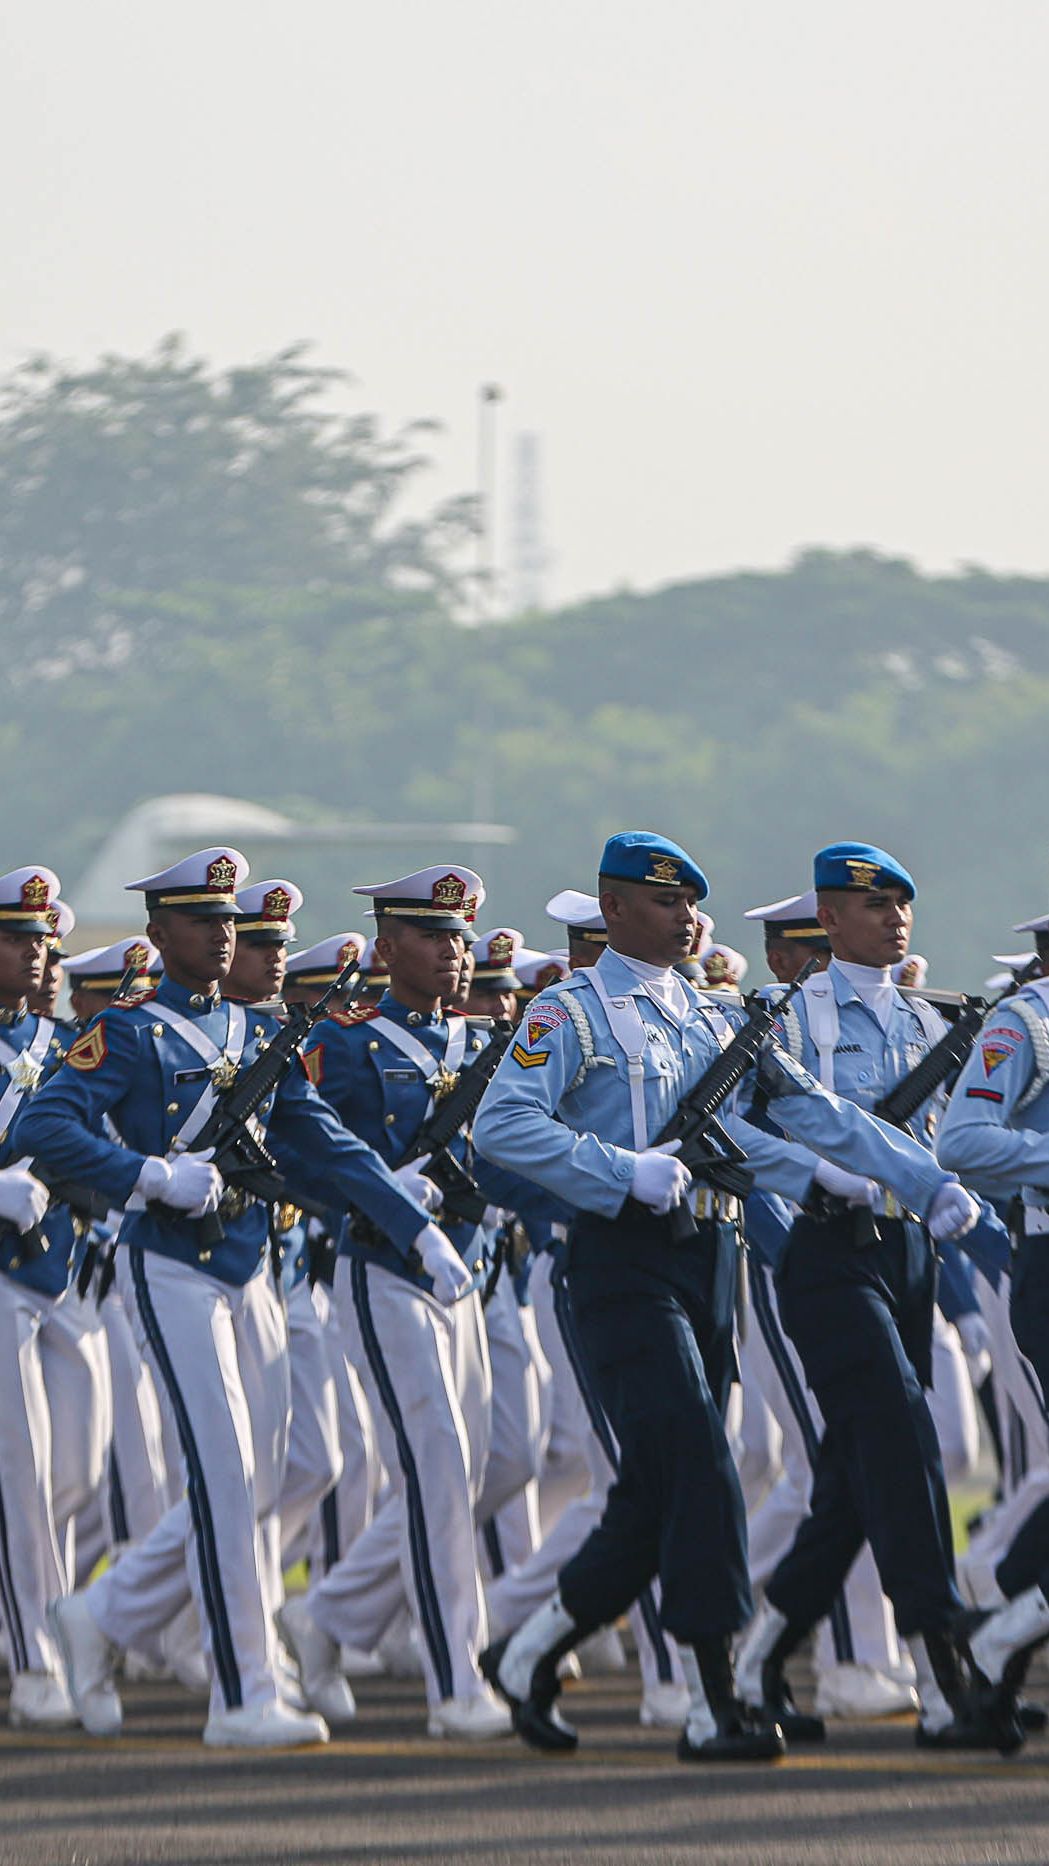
top-left (473, 949), bottom-right (952, 1219)
top-left (937, 979), bottom-right (1049, 1208)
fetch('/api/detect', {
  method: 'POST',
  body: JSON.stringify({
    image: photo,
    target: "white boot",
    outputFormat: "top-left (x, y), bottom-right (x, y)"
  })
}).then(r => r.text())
top-left (8, 1672), bottom-right (76, 1730)
top-left (48, 1595), bottom-right (122, 1737)
top-left (577, 1626), bottom-right (627, 1676)
top-left (735, 1600), bottom-right (789, 1709)
top-left (496, 1592), bottom-right (577, 1703)
top-left (276, 1598), bottom-right (356, 1726)
top-left (970, 1587), bottom-right (1049, 1687)
top-left (815, 1661), bottom-right (918, 1720)
top-left (639, 1680), bottom-right (691, 1728)
top-left (678, 1647), bottom-right (717, 1748)
top-left (203, 1700), bottom-right (330, 1749)
top-left (910, 1634), bottom-right (953, 1736)
top-left (427, 1686), bottom-right (513, 1741)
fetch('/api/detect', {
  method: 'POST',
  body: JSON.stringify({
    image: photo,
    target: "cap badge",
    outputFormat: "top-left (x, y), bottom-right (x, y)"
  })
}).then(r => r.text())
top-left (124, 942), bottom-right (150, 971)
top-left (206, 855), bottom-right (238, 893)
top-left (844, 859), bottom-right (880, 890)
top-left (463, 892), bottom-right (479, 924)
top-left (705, 954), bottom-right (729, 983)
top-left (45, 906), bottom-right (60, 934)
top-left (489, 933), bottom-right (515, 967)
top-left (432, 874), bottom-right (467, 913)
top-left (338, 939), bottom-right (361, 968)
top-left (647, 854), bottom-right (681, 885)
top-left (263, 886), bottom-right (291, 921)
top-left (20, 874), bottom-right (50, 912)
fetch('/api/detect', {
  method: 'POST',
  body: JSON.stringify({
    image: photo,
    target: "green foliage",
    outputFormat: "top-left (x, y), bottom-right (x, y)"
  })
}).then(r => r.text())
top-left (3, 342), bottom-right (1048, 981)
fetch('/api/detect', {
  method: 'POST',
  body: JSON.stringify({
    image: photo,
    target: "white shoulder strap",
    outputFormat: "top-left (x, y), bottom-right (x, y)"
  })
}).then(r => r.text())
top-left (1008, 996), bottom-right (1049, 1112)
top-left (0, 1016), bottom-right (57, 1136)
top-left (582, 965), bottom-right (649, 1150)
top-left (152, 1003), bottom-right (247, 1153)
top-left (367, 1014), bottom-right (467, 1118)
top-left (801, 975), bottom-right (839, 1090)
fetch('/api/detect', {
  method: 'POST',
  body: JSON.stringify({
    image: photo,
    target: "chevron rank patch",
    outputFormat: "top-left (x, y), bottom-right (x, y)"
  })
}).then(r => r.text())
top-left (65, 1024), bottom-right (108, 1072)
top-left (301, 1048), bottom-right (324, 1087)
top-left (512, 1041), bottom-right (549, 1069)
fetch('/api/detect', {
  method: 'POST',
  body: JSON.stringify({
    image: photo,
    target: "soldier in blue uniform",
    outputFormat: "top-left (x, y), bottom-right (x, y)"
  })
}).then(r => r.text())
top-left (937, 907), bottom-right (1049, 1707)
top-left (735, 843), bottom-right (1009, 1750)
top-left (473, 832), bottom-right (977, 1762)
top-left (0, 866), bottom-right (88, 1728)
top-left (278, 865), bottom-right (564, 1740)
top-left (20, 847), bottom-right (444, 1749)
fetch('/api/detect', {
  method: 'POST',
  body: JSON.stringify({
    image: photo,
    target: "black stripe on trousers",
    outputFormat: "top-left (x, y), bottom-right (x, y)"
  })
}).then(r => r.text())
top-left (351, 1258), bottom-right (455, 1701)
top-left (750, 1262), bottom-right (855, 1665)
top-left (551, 1269), bottom-right (674, 1685)
top-left (130, 1249), bottom-right (242, 1708)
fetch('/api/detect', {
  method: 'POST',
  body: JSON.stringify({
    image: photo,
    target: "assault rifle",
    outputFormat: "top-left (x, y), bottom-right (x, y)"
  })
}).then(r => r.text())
top-left (150, 958), bottom-right (360, 1247)
top-left (644, 956), bottom-right (820, 1243)
top-left (352, 1020), bottom-right (515, 1251)
top-left (873, 956), bottom-right (1042, 1133)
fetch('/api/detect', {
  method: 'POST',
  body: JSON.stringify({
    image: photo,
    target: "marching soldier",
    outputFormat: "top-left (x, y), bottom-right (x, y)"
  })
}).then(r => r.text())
top-left (473, 832), bottom-right (979, 1763)
top-left (21, 848), bottom-right (444, 1749)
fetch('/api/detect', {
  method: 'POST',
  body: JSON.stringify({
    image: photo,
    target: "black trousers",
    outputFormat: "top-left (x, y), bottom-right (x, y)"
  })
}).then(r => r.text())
top-left (557, 1208), bottom-right (751, 1647)
top-left (767, 1214), bottom-right (959, 1638)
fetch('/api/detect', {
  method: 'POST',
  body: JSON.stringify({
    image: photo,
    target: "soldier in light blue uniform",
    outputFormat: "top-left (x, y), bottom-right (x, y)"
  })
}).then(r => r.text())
top-left (937, 908), bottom-right (1049, 1707)
top-left (473, 831), bottom-right (975, 1764)
top-left (21, 847), bottom-right (439, 1750)
top-left (735, 842), bottom-right (1012, 1751)
top-left (0, 866), bottom-right (88, 1730)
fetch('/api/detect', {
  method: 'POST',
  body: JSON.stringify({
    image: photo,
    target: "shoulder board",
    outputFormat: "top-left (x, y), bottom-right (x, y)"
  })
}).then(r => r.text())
top-left (898, 987), bottom-right (963, 1012)
top-left (463, 1014), bottom-right (495, 1028)
top-left (556, 972), bottom-right (588, 993)
top-left (329, 1006), bottom-right (381, 1028)
top-left (112, 988), bottom-right (158, 1009)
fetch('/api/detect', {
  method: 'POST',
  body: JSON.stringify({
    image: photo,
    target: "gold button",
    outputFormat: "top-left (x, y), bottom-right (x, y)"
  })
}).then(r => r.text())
top-left (167, 1101), bottom-right (179, 1115)
top-left (255, 1025), bottom-right (265, 1038)
top-left (385, 1112), bottom-right (396, 1125)
top-left (198, 1249), bottom-right (212, 1263)
top-left (153, 1025), bottom-right (164, 1038)
top-left (472, 1259), bottom-right (484, 1273)
top-left (472, 1039), bottom-right (482, 1051)
top-left (368, 1040), bottom-right (380, 1052)
top-left (10, 1257), bottom-right (20, 1271)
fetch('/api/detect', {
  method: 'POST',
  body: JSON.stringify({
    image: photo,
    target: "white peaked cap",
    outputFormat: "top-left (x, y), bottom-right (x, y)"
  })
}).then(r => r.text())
top-left (545, 889), bottom-right (606, 932)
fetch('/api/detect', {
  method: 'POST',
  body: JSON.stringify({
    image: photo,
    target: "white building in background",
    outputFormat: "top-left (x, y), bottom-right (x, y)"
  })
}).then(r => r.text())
top-left (72, 794), bottom-right (515, 946)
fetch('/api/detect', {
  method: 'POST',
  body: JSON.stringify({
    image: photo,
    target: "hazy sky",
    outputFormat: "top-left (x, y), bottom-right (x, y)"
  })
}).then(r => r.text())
top-left (3, 1), bottom-right (1046, 608)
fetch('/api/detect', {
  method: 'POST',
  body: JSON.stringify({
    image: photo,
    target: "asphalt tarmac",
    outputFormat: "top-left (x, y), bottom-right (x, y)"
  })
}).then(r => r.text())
top-left (3, 1663), bottom-right (1048, 1866)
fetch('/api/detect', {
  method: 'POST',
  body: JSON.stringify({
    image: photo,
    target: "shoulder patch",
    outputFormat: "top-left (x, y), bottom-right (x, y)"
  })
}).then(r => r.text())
top-left (301, 1047), bottom-right (324, 1087)
top-left (512, 1041), bottom-right (549, 1069)
top-left (525, 1004), bottom-right (568, 1048)
top-left (65, 1024), bottom-right (108, 1073)
top-left (330, 1006), bottom-right (380, 1028)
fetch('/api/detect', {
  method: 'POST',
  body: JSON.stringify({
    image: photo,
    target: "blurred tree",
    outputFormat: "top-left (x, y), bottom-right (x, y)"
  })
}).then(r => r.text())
top-left (0, 335), bottom-right (477, 672)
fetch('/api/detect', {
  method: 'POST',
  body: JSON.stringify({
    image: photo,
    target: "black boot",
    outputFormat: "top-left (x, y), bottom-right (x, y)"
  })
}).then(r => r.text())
top-left (677, 1639), bottom-right (786, 1763)
top-left (915, 1627), bottom-right (1025, 1757)
top-left (480, 1594), bottom-right (586, 1753)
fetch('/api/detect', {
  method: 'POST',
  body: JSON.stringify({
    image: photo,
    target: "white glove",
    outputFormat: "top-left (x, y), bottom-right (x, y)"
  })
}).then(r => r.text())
top-left (956, 1311), bottom-right (993, 1387)
top-left (0, 1165), bottom-right (49, 1235)
top-left (136, 1151), bottom-right (224, 1219)
top-left (631, 1140), bottom-right (693, 1215)
top-left (415, 1221), bottom-right (473, 1306)
top-left (393, 1155), bottom-right (442, 1214)
top-left (812, 1160), bottom-right (878, 1209)
top-left (926, 1182), bottom-right (980, 1243)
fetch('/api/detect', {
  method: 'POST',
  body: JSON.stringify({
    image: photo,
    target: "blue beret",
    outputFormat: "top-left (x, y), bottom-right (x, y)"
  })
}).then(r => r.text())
top-left (813, 842), bottom-right (915, 902)
top-left (599, 832), bottom-right (709, 900)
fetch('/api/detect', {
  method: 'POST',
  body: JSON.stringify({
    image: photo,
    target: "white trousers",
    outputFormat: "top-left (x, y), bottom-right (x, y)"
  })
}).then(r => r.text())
top-left (964, 1265), bottom-right (1049, 1578)
top-left (0, 1274), bottom-right (110, 1676)
top-left (927, 1307), bottom-right (980, 1483)
top-left (88, 1252), bottom-right (289, 1714)
top-left (477, 1271), bottom-right (544, 1574)
top-left (101, 1286), bottom-right (170, 1545)
top-left (487, 1253), bottom-right (685, 1697)
top-left (309, 1257), bottom-right (491, 1709)
top-left (744, 1260), bottom-right (903, 1677)
top-left (279, 1277), bottom-right (342, 1565)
